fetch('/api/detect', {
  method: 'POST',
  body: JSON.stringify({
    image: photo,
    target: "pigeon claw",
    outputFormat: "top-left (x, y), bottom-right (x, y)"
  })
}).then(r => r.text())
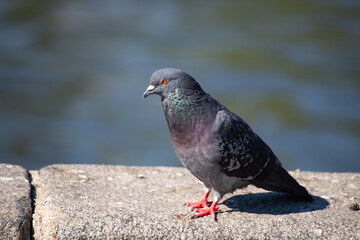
top-left (187, 199), bottom-right (212, 209)
top-left (186, 191), bottom-right (211, 209)
top-left (195, 206), bottom-right (218, 212)
top-left (192, 201), bottom-right (219, 221)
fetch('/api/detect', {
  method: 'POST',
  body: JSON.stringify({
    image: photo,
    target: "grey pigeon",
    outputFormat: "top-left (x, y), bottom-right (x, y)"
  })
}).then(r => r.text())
top-left (143, 68), bottom-right (313, 220)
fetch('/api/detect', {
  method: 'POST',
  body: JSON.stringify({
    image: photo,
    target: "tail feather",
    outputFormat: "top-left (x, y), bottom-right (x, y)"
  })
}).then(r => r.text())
top-left (250, 166), bottom-right (313, 202)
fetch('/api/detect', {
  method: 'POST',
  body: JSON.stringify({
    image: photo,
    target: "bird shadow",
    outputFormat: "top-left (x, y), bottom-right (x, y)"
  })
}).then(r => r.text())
top-left (221, 192), bottom-right (329, 215)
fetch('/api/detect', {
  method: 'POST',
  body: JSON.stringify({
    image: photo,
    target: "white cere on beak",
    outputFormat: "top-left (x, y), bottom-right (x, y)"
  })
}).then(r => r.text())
top-left (146, 85), bottom-right (155, 91)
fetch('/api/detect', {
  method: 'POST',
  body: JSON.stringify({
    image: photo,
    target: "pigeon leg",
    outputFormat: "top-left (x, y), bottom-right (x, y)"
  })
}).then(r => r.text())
top-left (187, 188), bottom-right (212, 209)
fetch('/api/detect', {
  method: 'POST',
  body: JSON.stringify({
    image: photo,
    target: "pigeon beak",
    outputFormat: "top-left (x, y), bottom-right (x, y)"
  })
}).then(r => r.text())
top-left (143, 85), bottom-right (156, 98)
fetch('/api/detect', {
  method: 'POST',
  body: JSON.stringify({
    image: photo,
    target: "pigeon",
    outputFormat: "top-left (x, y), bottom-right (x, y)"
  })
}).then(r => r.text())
top-left (143, 68), bottom-right (313, 220)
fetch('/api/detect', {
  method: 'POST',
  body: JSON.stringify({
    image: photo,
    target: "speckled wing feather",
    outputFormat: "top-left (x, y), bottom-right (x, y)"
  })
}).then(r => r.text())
top-left (215, 109), bottom-right (280, 181)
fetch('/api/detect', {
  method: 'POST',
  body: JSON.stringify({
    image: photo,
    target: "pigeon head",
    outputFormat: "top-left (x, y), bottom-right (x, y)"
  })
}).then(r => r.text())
top-left (143, 68), bottom-right (203, 99)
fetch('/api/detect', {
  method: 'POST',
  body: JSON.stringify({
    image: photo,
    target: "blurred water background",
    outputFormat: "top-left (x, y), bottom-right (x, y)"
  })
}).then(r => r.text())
top-left (0, 1), bottom-right (359, 172)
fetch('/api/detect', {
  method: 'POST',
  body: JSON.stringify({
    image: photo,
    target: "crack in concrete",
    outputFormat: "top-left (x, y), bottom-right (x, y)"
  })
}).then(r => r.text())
top-left (27, 171), bottom-right (36, 240)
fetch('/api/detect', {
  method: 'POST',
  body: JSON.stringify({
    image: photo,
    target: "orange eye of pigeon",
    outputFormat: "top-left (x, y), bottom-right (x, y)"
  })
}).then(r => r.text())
top-left (161, 79), bottom-right (167, 85)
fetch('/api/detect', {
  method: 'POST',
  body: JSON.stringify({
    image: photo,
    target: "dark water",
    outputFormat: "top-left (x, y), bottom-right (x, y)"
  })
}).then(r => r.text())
top-left (1, 1), bottom-right (359, 172)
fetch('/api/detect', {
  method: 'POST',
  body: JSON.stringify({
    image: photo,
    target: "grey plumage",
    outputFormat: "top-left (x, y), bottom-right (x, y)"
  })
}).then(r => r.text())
top-left (144, 68), bottom-right (313, 220)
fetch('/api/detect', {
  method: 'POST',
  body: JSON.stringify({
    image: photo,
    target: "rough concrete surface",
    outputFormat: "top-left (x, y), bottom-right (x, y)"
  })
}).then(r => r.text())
top-left (0, 164), bottom-right (32, 240)
top-left (30, 164), bottom-right (360, 240)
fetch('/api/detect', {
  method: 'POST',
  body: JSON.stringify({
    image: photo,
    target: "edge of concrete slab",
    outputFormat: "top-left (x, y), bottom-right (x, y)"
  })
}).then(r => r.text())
top-left (0, 164), bottom-right (33, 240)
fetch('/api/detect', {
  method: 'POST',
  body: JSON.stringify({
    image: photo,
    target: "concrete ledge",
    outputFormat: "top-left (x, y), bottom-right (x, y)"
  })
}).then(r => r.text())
top-left (1, 164), bottom-right (359, 239)
top-left (0, 164), bottom-right (32, 240)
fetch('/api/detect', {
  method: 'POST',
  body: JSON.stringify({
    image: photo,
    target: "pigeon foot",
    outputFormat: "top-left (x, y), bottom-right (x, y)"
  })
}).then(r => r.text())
top-left (187, 199), bottom-right (212, 209)
top-left (187, 191), bottom-right (211, 209)
top-left (193, 201), bottom-right (219, 220)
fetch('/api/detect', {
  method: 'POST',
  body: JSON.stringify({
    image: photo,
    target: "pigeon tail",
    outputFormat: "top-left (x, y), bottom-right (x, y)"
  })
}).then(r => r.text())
top-left (249, 166), bottom-right (313, 202)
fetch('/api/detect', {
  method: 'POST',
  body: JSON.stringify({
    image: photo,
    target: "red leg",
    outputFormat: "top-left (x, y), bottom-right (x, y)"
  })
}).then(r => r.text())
top-left (187, 190), bottom-right (212, 209)
top-left (194, 201), bottom-right (219, 220)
